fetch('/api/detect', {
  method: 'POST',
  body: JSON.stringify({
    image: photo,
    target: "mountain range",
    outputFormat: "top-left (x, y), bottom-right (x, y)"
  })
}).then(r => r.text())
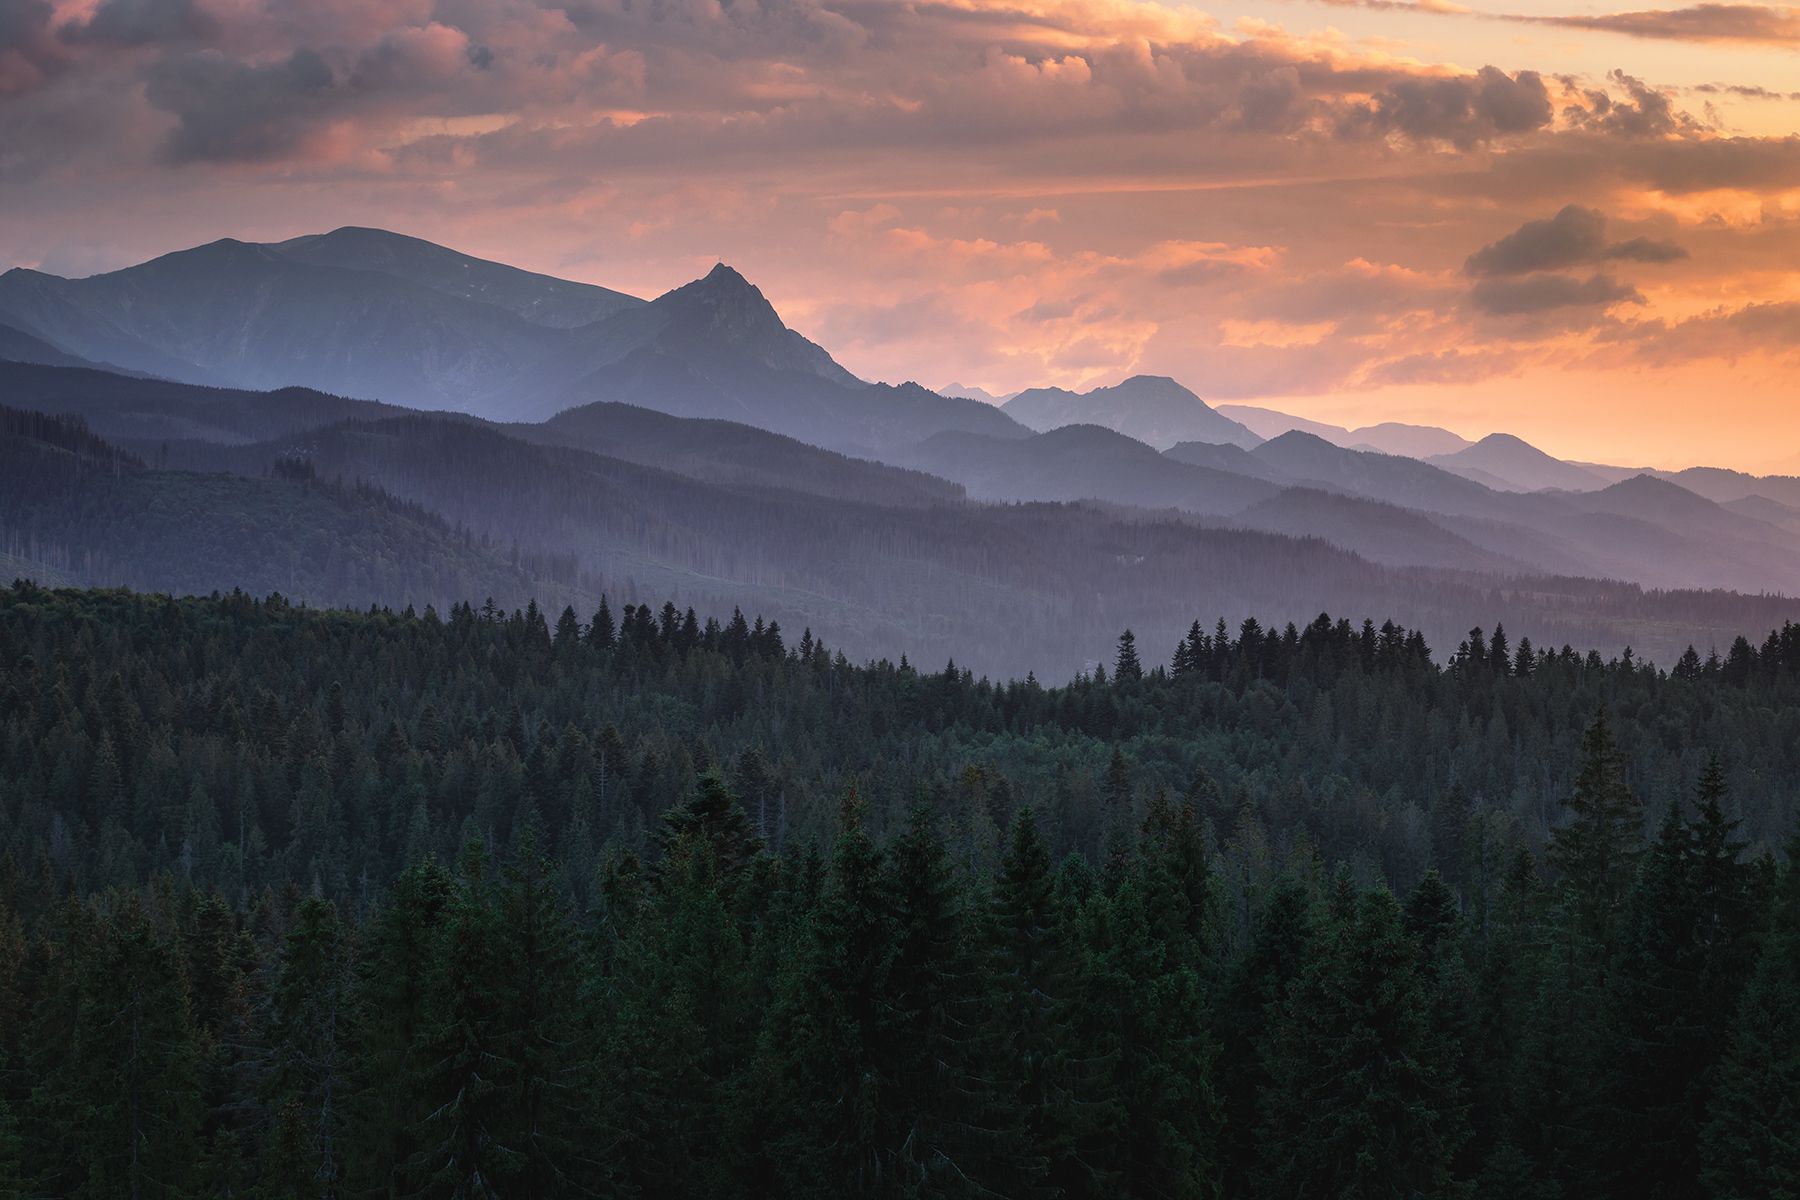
top-left (4, 226), bottom-right (1799, 675)
top-left (0, 229), bottom-right (1021, 454)
top-left (1003, 375), bottom-right (1261, 450)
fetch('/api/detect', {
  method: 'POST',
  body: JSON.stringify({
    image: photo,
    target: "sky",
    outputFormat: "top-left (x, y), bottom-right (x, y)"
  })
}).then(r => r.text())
top-left (2, 0), bottom-right (1798, 470)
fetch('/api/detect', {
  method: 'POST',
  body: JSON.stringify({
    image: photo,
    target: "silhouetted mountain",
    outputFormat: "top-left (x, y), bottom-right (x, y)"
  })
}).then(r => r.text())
top-left (1217, 404), bottom-right (1472, 457)
top-left (0, 232), bottom-right (1032, 448)
top-left (1216, 404), bottom-right (1348, 443)
top-left (1573, 475), bottom-right (1798, 560)
top-left (896, 423), bottom-right (1279, 514)
top-left (1651, 466), bottom-right (1800, 511)
top-left (1725, 493), bottom-right (1800, 535)
top-left (270, 226), bottom-right (642, 327)
top-left (647, 264), bottom-right (856, 385)
top-left (1430, 433), bottom-right (1610, 493)
top-left (0, 320), bottom-right (110, 370)
top-left (1233, 488), bottom-right (1523, 573)
top-left (8, 380), bottom-right (1799, 673)
top-left (939, 382), bottom-right (1011, 404)
top-left (535, 400), bottom-right (964, 507)
top-left (1250, 431), bottom-right (1504, 517)
top-left (1346, 421), bottom-right (1474, 458)
top-left (0, 360), bottom-right (406, 447)
top-left (1003, 375), bottom-right (1260, 450)
top-left (0, 238), bottom-right (573, 412)
top-left (1163, 439), bottom-right (1293, 483)
top-left (0, 405), bottom-right (570, 610)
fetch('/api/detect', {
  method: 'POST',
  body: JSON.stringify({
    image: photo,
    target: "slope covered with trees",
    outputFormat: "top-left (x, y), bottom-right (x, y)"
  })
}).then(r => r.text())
top-left (2, 585), bottom-right (1798, 1197)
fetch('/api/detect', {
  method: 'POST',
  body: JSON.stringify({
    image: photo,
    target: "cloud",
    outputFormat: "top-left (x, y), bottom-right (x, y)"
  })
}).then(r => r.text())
top-left (1465, 204), bottom-right (1685, 276)
top-left (1470, 271), bottom-right (1644, 315)
top-left (1561, 71), bottom-right (1694, 139)
top-left (1340, 66), bottom-right (1553, 148)
top-left (1523, 3), bottom-right (1800, 46)
top-left (60, 0), bottom-right (220, 47)
top-left (0, 0), bottom-right (1793, 448)
top-left (146, 48), bottom-right (338, 163)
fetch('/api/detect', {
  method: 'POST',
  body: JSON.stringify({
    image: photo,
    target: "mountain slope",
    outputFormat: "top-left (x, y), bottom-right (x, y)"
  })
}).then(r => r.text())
top-left (0, 321), bottom-right (111, 371)
top-left (0, 360), bottom-right (407, 446)
top-left (0, 405), bottom-right (573, 610)
top-left (533, 400), bottom-right (965, 507)
top-left (1232, 488), bottom-right (1524, 573)
top-left (1346, 421), bottom-right (1474, 458)
top-left (1430, 433), bottom-right (1610, 493)
top-left (270, 226), bottom-right (642, 328)
top-left (0, 239), bottom-right (574, 412)
top-left (1163, 439), bottom-right (1293, 483)
top-left (1217, 404), bottom-right (1472, 457)
top-left (896, 424), bottom-right (1279, 514)
top-left (0, 231), bottom-right (1050, 449)
top-left (1251, 431), bottom-right (1507, 519)
top-left (555, 265), bottom-right (1023, 452)
top-left (1003, 376), bottom-right (1261, 450)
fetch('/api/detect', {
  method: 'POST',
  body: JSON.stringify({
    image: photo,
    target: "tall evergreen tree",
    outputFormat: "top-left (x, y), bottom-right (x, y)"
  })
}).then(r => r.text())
top-left (1256, 888), bottom-right (1466, 1200)
top-left (1549, 710), bottom-right (1643, 962)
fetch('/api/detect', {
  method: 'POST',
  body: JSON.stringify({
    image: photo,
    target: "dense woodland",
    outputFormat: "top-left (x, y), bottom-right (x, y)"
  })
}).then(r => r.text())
top-left (2, 584), bottom-right (1799, 1197)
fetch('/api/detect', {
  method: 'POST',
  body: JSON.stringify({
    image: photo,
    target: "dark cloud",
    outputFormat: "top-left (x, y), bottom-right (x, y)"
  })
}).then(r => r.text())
top-left (1470, 271), bottom-right (1644, 315)
top-left (1158, 259), bottom-right (1255, 287)
top-left (1595, 301), bottom-right (1800, 365)
top-left (0, 0), bottom-right (53, 48)
top-left (146, 48), bottom-right (338, 164)
top-left (1525, 3), bottom-right (1800, 46)
top-left (1562, 71), bottom-right (1695, 138)
top-left (1341, 66), bottom-right (1552, 148)
top-left (61, 0), bottom-right (219, 47)
top-left (1230, 66), bottom-right (1308, 133)
top-left (1691, 82), bottom-right (1800, 100)
top-left (1602, 236), bottom-right (1689, 264)
top-left (1466, 204), bottom-right (1685, 276)
top-left (0, 0), bottom-right (66, 95)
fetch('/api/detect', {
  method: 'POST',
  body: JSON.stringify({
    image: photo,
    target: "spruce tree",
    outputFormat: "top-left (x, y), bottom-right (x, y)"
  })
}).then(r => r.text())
top-left (1549, 709), bottom-right (1642, 961)
top-left (1256, 888), bottom-right (1465, 1200)
top-left (1699, 837), bottom-right (1800, 1200)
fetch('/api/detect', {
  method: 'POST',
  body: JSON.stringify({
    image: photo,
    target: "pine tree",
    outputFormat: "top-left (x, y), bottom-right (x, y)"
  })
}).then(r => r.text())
top-left (1256, 887), bottom-right (1465, 1200)
top-left (345, 858), bottom-right (452, 1196)
top-left (406, 841), bottom-right (520, 1197)
top-left (493, 835), bottom-right (600, 1197)
top-left (1114, 630), bottom-right (1143, 685)
top-left (262, 895), bottom-right (353, 1200)
top-left (1215, 874), bottom-right (1314, 1198)
top-left (1699, 835), bottom-right (1800, 1200)
top-left (1549, 710), bottom-right (1643, 959)
top-left (755, 790), bottom-right (897, 1197)
top-left (988, 810), bottom-right (1088, 1196)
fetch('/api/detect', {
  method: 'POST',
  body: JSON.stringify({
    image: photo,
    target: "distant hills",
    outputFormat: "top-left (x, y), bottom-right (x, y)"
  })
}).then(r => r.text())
top-left (1217, 404), bottom-right (1474, 458)
top-left (1429, 433), bottom-right (1612, 493)
top-left (4, 226), bottom-right (1800, 674)
top-left (1004, 375), bottom-right (1260, 450)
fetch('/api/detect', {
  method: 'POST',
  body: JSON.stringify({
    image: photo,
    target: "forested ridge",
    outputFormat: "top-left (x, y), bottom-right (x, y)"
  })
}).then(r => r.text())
top-left (2, 583), bottom-right (1799, 1197)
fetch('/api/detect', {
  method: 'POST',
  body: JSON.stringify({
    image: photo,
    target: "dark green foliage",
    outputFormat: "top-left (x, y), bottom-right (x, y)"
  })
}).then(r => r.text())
top-left (1, 586), bottom-right (1797, 1198)
top-left (1255, 888), bottom-right (1467, 1200)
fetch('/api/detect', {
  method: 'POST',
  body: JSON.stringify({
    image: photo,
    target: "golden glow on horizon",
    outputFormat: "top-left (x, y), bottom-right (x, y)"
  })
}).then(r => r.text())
top-left (1, 0), bottom-right (1796, 471)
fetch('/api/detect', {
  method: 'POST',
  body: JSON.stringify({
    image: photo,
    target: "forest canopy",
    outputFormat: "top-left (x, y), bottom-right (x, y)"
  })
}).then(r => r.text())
top-left (1, 582), bottom-right (1798, 1198)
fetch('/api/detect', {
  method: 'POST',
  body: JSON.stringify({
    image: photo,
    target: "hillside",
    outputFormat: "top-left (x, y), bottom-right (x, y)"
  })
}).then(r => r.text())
top-left (1003, 375), bottom-right (1261, 449)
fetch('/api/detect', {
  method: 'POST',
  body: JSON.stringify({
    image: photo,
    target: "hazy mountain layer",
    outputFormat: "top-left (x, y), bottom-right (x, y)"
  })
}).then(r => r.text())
top-left (1004, 375), bottom-right (1260, 449)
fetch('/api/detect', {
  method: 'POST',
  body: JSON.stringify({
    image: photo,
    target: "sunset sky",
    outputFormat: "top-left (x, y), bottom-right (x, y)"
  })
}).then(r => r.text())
top-left (3, 0), bottom-right (1798, 470)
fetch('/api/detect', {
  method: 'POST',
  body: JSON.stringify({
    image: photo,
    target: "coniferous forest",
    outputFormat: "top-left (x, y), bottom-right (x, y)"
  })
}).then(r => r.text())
top-left (3, 582), bottom-right (1800, 1199)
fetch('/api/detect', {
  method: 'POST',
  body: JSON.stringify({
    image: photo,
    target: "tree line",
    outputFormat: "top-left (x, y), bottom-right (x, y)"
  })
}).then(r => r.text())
top-left (1, 583), bottom-right (1799, 1196)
